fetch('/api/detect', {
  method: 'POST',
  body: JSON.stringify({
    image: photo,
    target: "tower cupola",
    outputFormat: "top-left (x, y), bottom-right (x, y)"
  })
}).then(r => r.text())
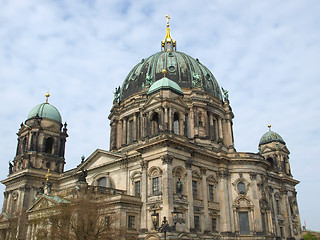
top-left (12, 93), bottom-right (68, 174)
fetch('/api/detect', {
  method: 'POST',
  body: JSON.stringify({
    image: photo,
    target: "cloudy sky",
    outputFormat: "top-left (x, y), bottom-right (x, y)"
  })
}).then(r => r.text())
top-left (1, 0), bottom-right (319, 230)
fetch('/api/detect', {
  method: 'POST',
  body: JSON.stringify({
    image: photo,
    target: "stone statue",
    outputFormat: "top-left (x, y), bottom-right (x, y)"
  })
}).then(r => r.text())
top-left (176, 178), bottom-right (183, 194)
top-left (9, 161), bottom-right (13, 174)
top-left (38, 182), bottom-right (45, 195)
top-left (78, 167), bottom-right (87, 183)
top-left (221, 87), bottom-right (229, 102)
top-left (192, 73), bottom-right (202, 87)
top-left (143, 75), bottom-right (153, 88)
top-left (113, 86), bottom-right (120, 102)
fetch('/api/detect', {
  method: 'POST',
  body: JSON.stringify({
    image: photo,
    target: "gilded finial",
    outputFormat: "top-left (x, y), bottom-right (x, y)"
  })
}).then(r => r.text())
top-left (45, 169), bottom-right (51, 181)
top-left (268, 124), bottom-right (271, 130)
top-left (165, 14), bottom-right (170, 27)
top-left (162, 15), bottom-right (176, 52)
top-left (162, 69), bottom-right (167, 77)
top-left (45, 92), bottom-right (50, 103)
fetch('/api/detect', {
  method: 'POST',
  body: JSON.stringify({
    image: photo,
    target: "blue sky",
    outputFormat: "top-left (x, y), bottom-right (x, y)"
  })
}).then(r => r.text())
top-left (0, 0), bottom-right (319, 230)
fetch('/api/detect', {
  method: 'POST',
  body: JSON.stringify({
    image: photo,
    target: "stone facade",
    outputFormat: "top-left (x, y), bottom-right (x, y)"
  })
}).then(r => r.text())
top-left (0, 22), bottom-right (302, 240)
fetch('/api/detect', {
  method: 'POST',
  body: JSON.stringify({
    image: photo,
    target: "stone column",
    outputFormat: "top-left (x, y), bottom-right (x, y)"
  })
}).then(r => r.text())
top-left (204, 111), bottom-right (209, 137)
top-left (133, 114), bottom-right (137, 142)
top-left (282, 190), bottom-right (293, 238)
top-left (209, 113), bottom-right (213, 141)
top-left (218, 168), bottom-right (231, 233)
top-left (184, 113), bottom-right (188, 137)
top-left (161, 155), bottom-right (173, 222)
top-left (142, 113), bottom-right (146, 138)
top-left (110, 121), bottom-right (117, 150)
top-left (218, 117), bottom-right (223, 140)
top-left (164, 107), bottom-right (168, 131)
top-left (201, 167), bottom-right (210, 231)
top-left (168, 107), bottom-right (172, 132)
top-left (121, 118), bottom-right (127, 146)
top-left (140, 160), bottom-right (148, 231)
top-left (270, 189), bottom-right (280, 236)
top-left (225, 119), bottom-right (234, 147)
top-left (250, 172), bottom-right (261, 232)
top-left (189, 108), bottom-right (194, 138)
top-left (185, 159), bottom-right (194, 231)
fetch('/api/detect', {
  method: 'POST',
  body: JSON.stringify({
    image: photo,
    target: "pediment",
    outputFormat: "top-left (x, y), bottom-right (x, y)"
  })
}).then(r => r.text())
top-left (76, 149), bottom-right (123, 172)
top-left (27, 195), bottom-right (68, 213)
top-left (144, 95), bottom-right (188, 110)
top-left (260, 145), bottom-right (290, 155)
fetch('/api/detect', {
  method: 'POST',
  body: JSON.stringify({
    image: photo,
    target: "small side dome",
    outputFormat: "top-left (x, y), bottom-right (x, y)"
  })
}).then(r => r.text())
top-left (259, 125), bottom-right (285, 146)
top-left (147, 76), bottom-right (183, 96)
top-left (27, 93), bottom-right (62, 123)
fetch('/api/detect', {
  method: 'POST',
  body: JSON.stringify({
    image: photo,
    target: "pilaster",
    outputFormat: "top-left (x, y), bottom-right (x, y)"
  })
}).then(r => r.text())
top-left (218, 168), bottom-right (231, 233)
top-left (161, 155), bottom-right (173, 222)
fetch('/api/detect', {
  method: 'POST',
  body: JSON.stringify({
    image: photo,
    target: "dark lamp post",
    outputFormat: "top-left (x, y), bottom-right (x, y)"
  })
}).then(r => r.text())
top-left (153, 208), bottom-right (182, 240)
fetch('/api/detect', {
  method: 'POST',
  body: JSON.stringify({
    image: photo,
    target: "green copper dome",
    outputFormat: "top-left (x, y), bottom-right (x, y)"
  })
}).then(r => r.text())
top-left (120, 51), bottom-right (222, 101)
top-left (259, 127), bottom-right (285, 146)
top-left (148, 77), bottom-right (183, 95)
top-left (27, 102), bottom-right (62, 123)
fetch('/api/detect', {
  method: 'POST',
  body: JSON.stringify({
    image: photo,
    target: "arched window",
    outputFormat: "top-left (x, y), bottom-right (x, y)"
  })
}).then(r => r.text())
top-left (266, 157), bottom-right (275, 171)
top-left (98, 177), bottom-right (107, 187)
top-left (212, 119), bottom-right (217, 141)
top-left (45, 137), bottom-right (54, 154)
top-left (173, 113), bottom-right (180, 135)
top-left (97, 176), bottom-right (114, 189)
top-left (22, 137), bottom-right (28, 153)
top-left (151, 112), bottom-right (159, 135)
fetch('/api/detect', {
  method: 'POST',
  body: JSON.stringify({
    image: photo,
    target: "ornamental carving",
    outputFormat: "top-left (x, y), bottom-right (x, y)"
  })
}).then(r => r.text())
top-left (249, 172), bottom-right (257, 180)
top-left (218, 169), bottom-right (229, 179)
top-left (140, 160), bottom-right (148, 170)
top-left (200, 167), bottom-right (207, 175)
top-left (185, 159), bottom-right (193, 169)
top-left (161, 154), bottom-right (173, 164)
top-left (259, 197), bottom-right (270, 210)
top-left (12, 192), bottom-right (18, 201)
top-left (280, 187), bottom-right (287, 195)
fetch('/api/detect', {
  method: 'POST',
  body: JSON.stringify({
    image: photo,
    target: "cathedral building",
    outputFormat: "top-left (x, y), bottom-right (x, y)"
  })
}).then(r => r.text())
top-left (0, 18), bottom-right (302, 240)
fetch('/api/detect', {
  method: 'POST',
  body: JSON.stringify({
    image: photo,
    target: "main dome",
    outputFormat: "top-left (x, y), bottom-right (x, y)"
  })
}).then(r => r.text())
top-left (119, 22), bottom-right (222, 101)
top-left (120, 51), bottom-right (222, 101)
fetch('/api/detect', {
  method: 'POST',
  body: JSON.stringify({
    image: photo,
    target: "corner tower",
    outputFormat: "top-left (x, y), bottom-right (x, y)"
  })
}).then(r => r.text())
top-left (2, 93), bottom-right (68, 219)
top-left (259, 124), bottom-right (291, 176)
top-left (13, 93), bottom-right (68, 174)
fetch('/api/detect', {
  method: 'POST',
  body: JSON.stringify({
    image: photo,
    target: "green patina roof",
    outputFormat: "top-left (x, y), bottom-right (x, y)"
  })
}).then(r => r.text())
top-left (259, 128), bottom-right (285, 146)
top-left (28, 102), bottom-right (62, 123)
top-left (147, 77), bottom-right (183, 95)
top-left (45, 195), bottom-right (71, 204)
top-left (120, 51), bottom-right (223, 101)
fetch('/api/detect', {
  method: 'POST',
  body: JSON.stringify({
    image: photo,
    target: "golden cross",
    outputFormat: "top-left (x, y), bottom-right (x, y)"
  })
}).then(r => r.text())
top-left (165, 14), bottom-right (170, 27)
top-left (45, 169), bottom-right (51, 181)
